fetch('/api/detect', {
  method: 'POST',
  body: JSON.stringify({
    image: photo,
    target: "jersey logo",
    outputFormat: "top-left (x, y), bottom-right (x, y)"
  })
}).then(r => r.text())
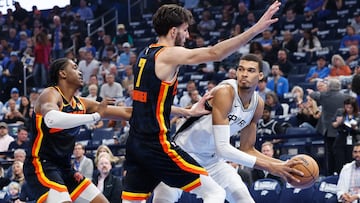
top-left (228, 114), bottom-right (247, 127)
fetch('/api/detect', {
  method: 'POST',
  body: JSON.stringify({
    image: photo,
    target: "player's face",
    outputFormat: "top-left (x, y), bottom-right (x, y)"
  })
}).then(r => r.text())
top-left (236, 60), bottom-right (263, 90)
top-left (64, 60), bottom-right (84, 87)
top-left (174, 23), bottom-right (189, 46)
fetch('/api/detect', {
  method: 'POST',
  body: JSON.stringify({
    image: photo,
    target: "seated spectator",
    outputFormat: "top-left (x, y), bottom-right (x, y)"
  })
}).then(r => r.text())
top-left (336, 142), bottom-right (360, 203)
top-left (2, 99), bottom-right (25, 124)
top-left (297, 29), bottom-right (322, 64)
top-left (256, 77), bottom-right (271, 101)
top-left (305, 55), bottom-right (330, 83)
top-left (86, 84), bottom-right (103, 102)
top-left (97, 57), bottom-right (116, 85)
top-left (4, 181), bottom-right (21, 202)
top-left (257, 104), bottom-right (286, 138)
top-left (300, 6), bottom-right (319, 34)
top-left (81, 74), bottom-right (101, 97)
top-left (99, 73), bottom-right (124, 100)
top-left (81, 37), bottom-right (97, 58)
top-left (179, 80), bottom-right (200, 108)
top-left (329, 54), bottom-right (352, 79)
top-left (117, 42), bottom-right (132, 69)
top-left (5, 149), bottom-right (26, 179)
top-left (121, 65), bottom-right (134, 91)
top-left (267, 64), bottom-right (289, 98)
top-left (2, 88), bottom-right (21, 114)
top-left (92, 152), bottom-right (122, 203)
top-left (276, 48), bottom-right (294, 77)
top-left (288, 85), bottom-right (304, 113)
top-left (94, 145), bottom-right (121, 167)
top-left (297, 95), bottom-right (321, 133)
top-left (265, 91), bottom-right (284, 116)
top-left (350, 12), bottom-right (360, 34)
top-left (345, 45), bottom-right (360, 70)
top-left (18, 96), bottom-right (31, 126)
top-left (0, 166), bottom-right (10, 190)
top-left (113, 24), bottom-right (133, 50)
top-left (8, 127), bottom-right (29, 151)
top-left (72, 143), bottom-right (94, 180)
top-left (280, 30), bottom-right (298, 53)
top-left (340, 25), bottom-right (360, 49)
top-left (185, 89), bottom-right (201, 108)
top-left (197, 10), bottom-right (216, 39)
top-left (0, 122), bottom-right (15, 159)
top-left (10, 160), bottom-right (24, 186)
top-left (225, 68), bottom-right (237, 80)
top-left (250, 142), bottom-right (284, 185)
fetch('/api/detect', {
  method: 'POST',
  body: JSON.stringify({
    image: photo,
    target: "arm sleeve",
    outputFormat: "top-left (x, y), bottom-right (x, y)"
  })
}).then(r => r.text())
top-left (44, 110), bottom-right (100, 129)
top-left (213, 125), bottom-right (256, 168)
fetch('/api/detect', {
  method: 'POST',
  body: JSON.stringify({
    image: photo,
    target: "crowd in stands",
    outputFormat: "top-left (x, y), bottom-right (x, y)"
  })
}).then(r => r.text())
top-left (0, 0), bottom-right (360, 202)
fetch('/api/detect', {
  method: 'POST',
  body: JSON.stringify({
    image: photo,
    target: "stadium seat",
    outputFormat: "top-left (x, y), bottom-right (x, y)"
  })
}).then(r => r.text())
top-left (92, 128), bottom-right (114, 146)
top-left (279, 183), bottom-right (315, 203)
top-left (312, 175), bottom-right (339, 203)
top-left (249, 178), bottom-right (282, 203)
top-left (75, 127), bottom-right (92, 146)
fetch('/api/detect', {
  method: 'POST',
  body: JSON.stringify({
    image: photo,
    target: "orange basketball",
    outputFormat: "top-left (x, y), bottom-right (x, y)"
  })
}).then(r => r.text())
top-left (289, 154), bottom-right (319, 189)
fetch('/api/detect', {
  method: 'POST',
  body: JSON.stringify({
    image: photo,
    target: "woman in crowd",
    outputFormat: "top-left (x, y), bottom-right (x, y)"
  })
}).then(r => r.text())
top-left (297, 95), bottom-right (321, 133)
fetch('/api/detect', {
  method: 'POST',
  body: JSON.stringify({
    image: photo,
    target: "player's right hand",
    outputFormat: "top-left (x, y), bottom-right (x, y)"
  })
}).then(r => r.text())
top-left (98, 98), bottom-right (115, 117)
top-left (268, 160), bottom-right (304, 183)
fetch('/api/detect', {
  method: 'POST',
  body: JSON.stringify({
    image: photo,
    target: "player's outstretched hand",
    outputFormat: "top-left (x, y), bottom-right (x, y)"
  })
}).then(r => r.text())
top-left (189, 92), bottom-right (213, 117)
top-left (254, 1), bottom-right (281, 34)
top-left (268, 160), bottom-right (304, 183)
top-left (97, 98), bottom-right (115, 117)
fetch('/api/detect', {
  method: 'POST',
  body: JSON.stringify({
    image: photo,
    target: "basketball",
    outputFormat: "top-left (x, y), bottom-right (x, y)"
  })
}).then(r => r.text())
top-left (289, 154), bottom-right (319, 189)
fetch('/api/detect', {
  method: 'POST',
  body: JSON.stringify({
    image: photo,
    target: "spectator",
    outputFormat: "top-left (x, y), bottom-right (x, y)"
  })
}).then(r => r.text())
top-left (1, 52), bottom-right (24, 97)
top-left (329, 54), bottom-right (352, 78)
top-left (305, 55), bottom-right (330, 83)
top-left (297, 95), bottom-right (321, 133)
top-left (350, 12), bottom-right (360, 34)
top-left (76, 0), bottom-right (94, 21)
top-left (0, 122), bottom-right (15, 158)
top-left (265, 91), bottom-right (284, 116)
top-left (257, 104), bottom-right (285, 137)
top-left (249, 41), bottom-right (271, 77)
top-left (300, 6), bottom-right (319, 34)
top-left (250, 142), bottom-right (284, 185)
top-left (5, 149), bottom-right (26, 179)
top-left (276, 48), bottom-right (294, 77)
top-left (0, 165), bottom-right (10, 190)
top-left (332, 98), bottom-right (360, 174)
top-left (121, 65), bottom-right (134, 91)
top-left (117, 42), bottom-right (132, 68)
top-left (81, 37), bottom-right (97, 58)
top-left (7, 28), bottom-right (20, 52)
top-left (92, 152), bottom-right (122, 203)
top-left (267, 63), bottom-right (289, 98)
top-left (50, 15), bottom-right (70, 59)
top-left (86, 84), bottom-right (103, 102)
top-left (92, 27), bottom-right (105, 50)
top-left (33, 31), bottom-right (51, 88)
top-left (257, 30), bottom-right (273, 53)
top-left (197, 10), bottom-right (216, 39)
top-left (69, 13), bottom-right (87, 53)
top-left (97, 35), bottom-right (115, 61)
top-left (345, 45), bottom-right (360, 70)
top-left (124, 84), bottom-right (134, 107)
top-left (179, 80), bottom-right (200, 108)
top-left (78, 50), bottom-right (100, 85)
top-left (72, 143), bottom-right (94, 180)
top-left (340, 25), bottom-right (360, 49)
top-left (257, 77), bottom-right (271, 101)
top-left (99, 73), bottom-right (124, 100)
top-left (8, 127), bottom-right (29, 151)
top-left (233, 2), bottom-right (248, 27)
top-left (81, 74), bottom-right (101, 97)
top-left (2, 98), bottom-right (25, 124)
top-left (94, 145), bottom-right (121, 167)
top-left (10, 160), bottom-right (24, 186)
top-left (113, 24), bottom-right (134, 49)
top-left (309, 78), bottom-right (350, 175)
top-left (4, 181), bottom-right (21, 202)
top-left (275, 7), bottom-right (301, 37)
top-left (297, 29), bottom-right (322, 64)
top-left (280, 30), bottom-right (298, 53)
top-left (336, 142), bottom-right (360, 203)
top-left (288, 85), bottom-right (304, 113)
top-left (226, 68), bottom-right (237, 79)
top-left (97, 57), bottom-right (116, 85)
top-left (2, 88), bottom-right (21, 114)
top-left (18, 96), bottom-right (31, 125)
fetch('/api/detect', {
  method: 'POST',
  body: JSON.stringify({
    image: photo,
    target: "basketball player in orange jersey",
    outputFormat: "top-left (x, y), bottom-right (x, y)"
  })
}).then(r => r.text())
top-left (121, 1), bottom-right (299, 203)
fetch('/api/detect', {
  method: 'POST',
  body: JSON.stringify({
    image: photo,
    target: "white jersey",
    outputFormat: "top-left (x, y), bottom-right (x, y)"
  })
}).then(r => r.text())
top-left (174, 79), bottom-right (258, 166)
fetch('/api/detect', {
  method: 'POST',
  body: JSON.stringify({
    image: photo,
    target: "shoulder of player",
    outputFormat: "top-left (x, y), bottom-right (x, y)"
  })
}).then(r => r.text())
top-left (210, 84), bottom-right (234, 107)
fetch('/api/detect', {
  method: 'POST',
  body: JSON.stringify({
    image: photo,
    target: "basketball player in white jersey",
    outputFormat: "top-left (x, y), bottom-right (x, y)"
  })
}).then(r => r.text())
top-left (153, 54), bottom-right (303, 203)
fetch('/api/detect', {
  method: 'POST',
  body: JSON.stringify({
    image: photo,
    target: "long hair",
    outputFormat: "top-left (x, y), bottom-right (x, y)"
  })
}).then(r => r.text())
top-left (152, 4), bottom-right (193, 36)
top-left (343, 97), bottom-right (359, 117)
top-left (48, 58), bottom-right (70, 87)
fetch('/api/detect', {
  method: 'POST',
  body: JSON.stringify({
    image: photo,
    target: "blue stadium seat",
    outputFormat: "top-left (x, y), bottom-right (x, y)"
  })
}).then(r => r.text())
top-left (92, 128), bottom-right (114, 146)
top-left (312, 175), bottom-right (339, 203)
top-left (279, 183), bottom-right (315, 203)
top-left (75, 127), bottom-right (92, 146)
top-left (249, 178), bottom-right (282, 203)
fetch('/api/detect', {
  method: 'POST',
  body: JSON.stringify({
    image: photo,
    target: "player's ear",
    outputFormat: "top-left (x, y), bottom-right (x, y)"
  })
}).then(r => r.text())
top-left (59, 69), bottom-right (66, 79)
top-left (259, 72), bottom-right (264, 81)
top-left (170, 27), bottom-right (177, 37)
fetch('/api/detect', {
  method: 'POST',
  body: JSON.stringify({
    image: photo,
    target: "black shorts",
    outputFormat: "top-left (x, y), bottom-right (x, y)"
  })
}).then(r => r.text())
top-left (122, 132), bottom-right (207, 200)
top-left (24, 158), bottom-right (90, 201)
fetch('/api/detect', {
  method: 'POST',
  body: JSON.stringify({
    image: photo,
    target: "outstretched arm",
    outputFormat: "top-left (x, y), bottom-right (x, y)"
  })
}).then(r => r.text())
top-left (171, 92), bottom-right (213, 117)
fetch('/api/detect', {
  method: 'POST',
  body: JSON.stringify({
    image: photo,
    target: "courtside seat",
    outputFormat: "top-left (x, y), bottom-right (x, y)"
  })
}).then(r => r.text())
top-left (250, 178), bottom-right (282, 203)
top-left (312, 175), bottom-right (339, 203)
top-left (279, 183), bottom-right (315, 203)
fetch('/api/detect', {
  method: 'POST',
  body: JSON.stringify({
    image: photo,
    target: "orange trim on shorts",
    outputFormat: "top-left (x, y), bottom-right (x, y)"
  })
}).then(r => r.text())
top-left (121, 191), bottom-right (151, 201)
top-left (70, 179), bottom-right (92, 201)
top-left (181, 177), bottom-right (202, 192)
top-left (32, 114), bottom-right (68, 192)
top-left (37, 192), bottom-right (48, 203)
top-left (156, 82), bottom-right (208, 175)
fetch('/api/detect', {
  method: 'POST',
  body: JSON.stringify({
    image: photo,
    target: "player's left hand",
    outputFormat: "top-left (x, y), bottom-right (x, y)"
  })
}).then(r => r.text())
top-left (268, 160), bottom-right (304, 183)
top-left (189, 92), bottom-right (213, 117)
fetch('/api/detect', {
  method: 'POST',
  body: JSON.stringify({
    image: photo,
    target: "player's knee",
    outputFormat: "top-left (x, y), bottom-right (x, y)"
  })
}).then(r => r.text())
top-left (191, 175), bottom-right (226, 202)
top-left (153, 182), bottom-right (182, 203)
